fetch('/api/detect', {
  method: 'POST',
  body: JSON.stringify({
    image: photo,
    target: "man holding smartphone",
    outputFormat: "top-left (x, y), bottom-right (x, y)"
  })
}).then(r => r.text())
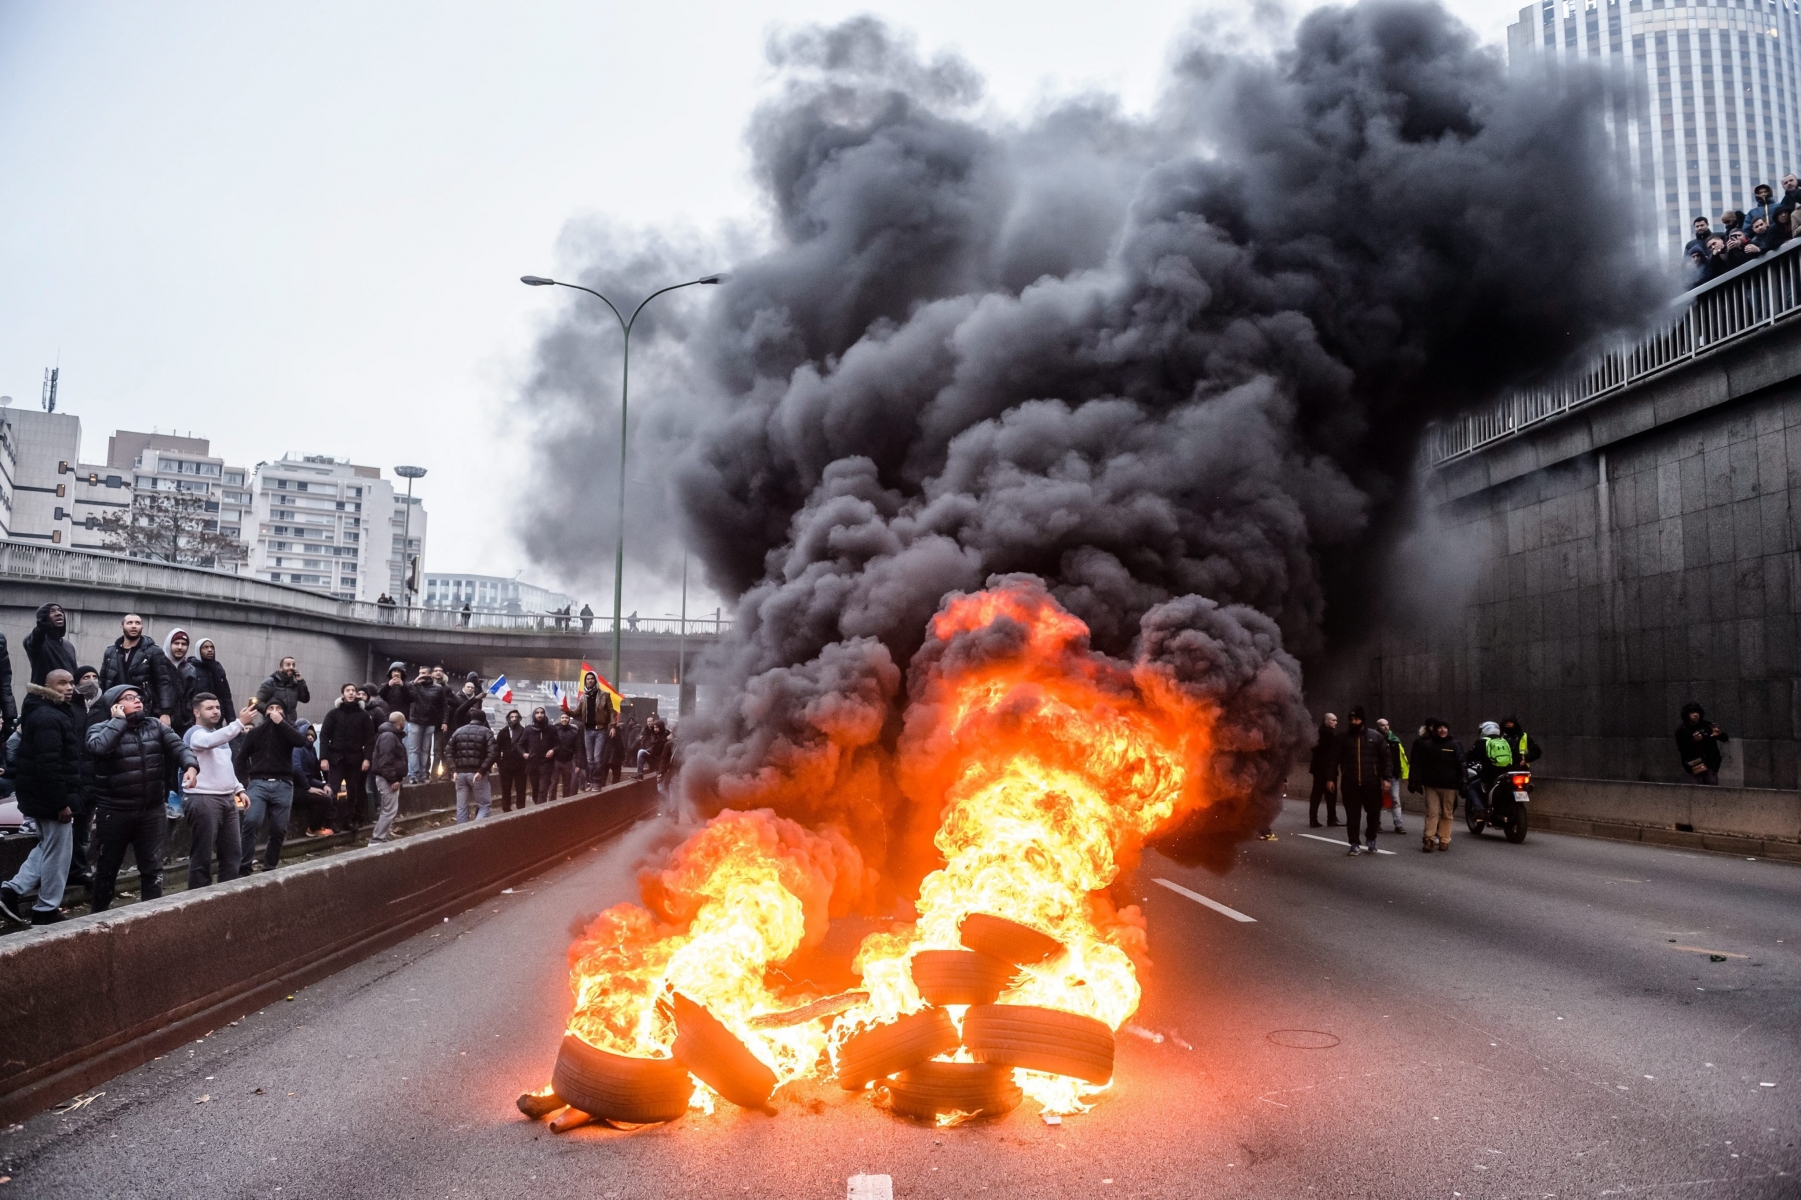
top-left (183, 692), bottom-right (260, 889)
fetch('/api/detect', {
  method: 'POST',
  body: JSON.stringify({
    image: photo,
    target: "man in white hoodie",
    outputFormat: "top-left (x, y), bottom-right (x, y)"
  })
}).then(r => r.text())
top-left (184, 691), bottom-right (259, 889)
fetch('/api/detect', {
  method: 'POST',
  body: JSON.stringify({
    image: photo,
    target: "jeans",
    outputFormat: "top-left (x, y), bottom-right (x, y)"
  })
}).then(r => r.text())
top-left (1344, 783), bottom-right (1383, 849)
top-left (527, 760), bottom-right (556, 805)
top-left (1308, 775), bottom-right (1338, 825)
top-left (1385, 778), bottom-right (1407, 830)
top-left (9, 815), bottom-right (73, 913)
top-left (238, 778), bottom-right (294, 875)
top-left (455, 772), bottom-right (492, 823)
top-left (583, 730), bottom-right (606, 774)
top-left (327, 762), bottom-right (366, 832)
top-left (498, 761), bottom-right (528, 811)
top-left (1423, 786), bottom-right (1457, 846)
top-left (372, 776), bottom-right (402, 841)
top-left (405, 723), bottom-right (431, 782)
top-left (185, 791), bottom-right (243, 889)
top-left (554, 761), bottom-right (578, 799)
top-left (92, 808), bottom-right (167, 912)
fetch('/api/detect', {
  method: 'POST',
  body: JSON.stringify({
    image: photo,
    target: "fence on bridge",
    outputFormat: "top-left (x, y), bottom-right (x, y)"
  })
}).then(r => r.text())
top-left (0, 543), bottom-right (733, 638)
top-left (1426, 239), bottom-right (1801, 465)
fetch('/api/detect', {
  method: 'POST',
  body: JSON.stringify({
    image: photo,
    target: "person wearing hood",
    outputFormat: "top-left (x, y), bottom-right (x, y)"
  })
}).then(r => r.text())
top-left (66, 665), bottom-right (107, 887)
top-left (1675, 703), bottom-right (1730, 785)
top-left (255, 656), bottom-right (310, 719)
top-left (86, 683), bottom-right (198, 913)
top-left (1497, 716), bottom-right (1541, 770)
top-left (1337, 706), bottom-right (1393, 856)
top-left (292, 720), bottom-right (333, 836)
top-left (162, 628), bottom-right (199, 734)
top-left (494, 709), bottom-right (530, 812)
top-left (188, 637), bottom-right (233, 715)
top-left (100, 613), bottom-right (177, 725)
top-left (183, 692), bottom-right (259, 889)
top-left (1307, 712), bottom-right (1340, 827)
top-left (0, 671), bottom-right (83, 924)
top-left (378, 663), bottom-right (413, 724)
top-left (320, 683), bottom-right (375, 836)
top-left (1408, 718), bottom-right (1465, 852)
top-left (520, 706), bottom-right (558, 804)
top-left (23, 601), bottom-right (78, 689)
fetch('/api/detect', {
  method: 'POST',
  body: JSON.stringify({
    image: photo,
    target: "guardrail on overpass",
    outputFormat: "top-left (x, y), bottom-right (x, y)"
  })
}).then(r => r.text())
top-left (1426, 238), bottom-right (1801, 465)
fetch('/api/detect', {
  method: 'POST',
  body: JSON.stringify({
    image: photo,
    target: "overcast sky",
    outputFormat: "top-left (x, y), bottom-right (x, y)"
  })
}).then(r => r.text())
top-left (0, 0), bottom-right (1509, 616)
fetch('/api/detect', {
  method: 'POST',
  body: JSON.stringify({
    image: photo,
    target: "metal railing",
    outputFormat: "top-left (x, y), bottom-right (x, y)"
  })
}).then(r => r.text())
top-left (0, 542), bottom-right (733, 638)
top-left (1427, 239), bottom-right (1801, 465)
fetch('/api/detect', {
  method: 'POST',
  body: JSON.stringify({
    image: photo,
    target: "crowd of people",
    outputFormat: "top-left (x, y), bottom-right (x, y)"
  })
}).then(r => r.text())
top-left (0, 605), bottom-right (674, 927)
top-left (1682, 175), bottom-right (1801, 286)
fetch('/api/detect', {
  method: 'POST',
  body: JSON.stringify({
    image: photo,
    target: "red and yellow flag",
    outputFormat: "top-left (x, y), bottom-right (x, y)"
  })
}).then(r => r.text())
top-left (576, 661), bottom-right (623, 712)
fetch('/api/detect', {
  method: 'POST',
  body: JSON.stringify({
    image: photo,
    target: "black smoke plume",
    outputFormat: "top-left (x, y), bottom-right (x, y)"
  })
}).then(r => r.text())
top-left (519, 1), bottom-right (1659, 872)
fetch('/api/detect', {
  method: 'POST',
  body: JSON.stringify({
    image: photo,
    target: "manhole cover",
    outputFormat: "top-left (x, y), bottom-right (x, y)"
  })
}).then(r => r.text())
top-left (1266, 1029), bottom-right (1341, 1049)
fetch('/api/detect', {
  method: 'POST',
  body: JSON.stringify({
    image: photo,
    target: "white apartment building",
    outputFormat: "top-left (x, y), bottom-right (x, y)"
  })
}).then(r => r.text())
top-left (1509, 0), bottom-right (1801, 259)
top-left (250, 455), bottom-right (426, 603)
top-left (114, 431), bottom-right (252, 563)
top-left (423, 572), bottom-right (573, 615)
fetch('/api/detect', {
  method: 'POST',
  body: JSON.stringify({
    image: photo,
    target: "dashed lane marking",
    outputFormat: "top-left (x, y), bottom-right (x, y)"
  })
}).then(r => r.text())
top-left (1669, 945), bottom-right (1748, 959)
top-left (1153, 877), bottom-right (1256, 923)
top-left (1297, 832), bottom-right (1396, 855)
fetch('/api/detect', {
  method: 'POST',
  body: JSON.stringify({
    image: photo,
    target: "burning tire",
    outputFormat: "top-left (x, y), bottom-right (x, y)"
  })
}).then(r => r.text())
top-left (550, 1034), bottom-right (691, 1125)
top-left (962, 1004), bottom-right (1115, 1085)
top-left (671, 993), bottom-right (777, 1114)
top-left (959, 913), bottom-right (1064, 966)
top-left (886, 1061), bottom-right (1022, 1121)
top-left (836, 1007), bottom-right (961, 1090)
top-left (909, 949), bottom-right (1017, 1006)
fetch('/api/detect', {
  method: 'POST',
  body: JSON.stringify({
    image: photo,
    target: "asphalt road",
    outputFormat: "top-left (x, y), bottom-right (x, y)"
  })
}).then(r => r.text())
top-left (8, 800), bottom-right (1798, 1198)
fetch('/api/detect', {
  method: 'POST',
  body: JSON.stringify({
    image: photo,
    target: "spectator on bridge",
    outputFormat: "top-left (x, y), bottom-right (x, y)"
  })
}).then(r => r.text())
top-left (66, 665), bottom-right (105, 888)
top-left (447, 713), bottom-right (496, 822)
top-left (236, 699), bottom-right (307, 876)
top-left (378, 663), bottom-right (412, 724)
top-left (292, 721), bottom-right (333, 836)
top-left (0, 671), bottom-right (82, 924)
top-left (1408, 718), bottom-right (1464, 852)
top-left (460, 600), bottom-right (472, 628)
top-left (553, 711), bottom-right (583, 798)
top-left (1497, 716), bottom-right (1541, 770)
top-left (182, 693), bottom-right (257, 890)
top-left (23, 602), bottom-right (77, 688)
top-left (320, 683), bottom-right (375, 837)
top-left (521, 707), bottom-right (558, 804)
top-left (494, 709), bottom-right (530, 812)
top-left (1675, 702), bottom-right (1730, 785)
top-left (255, 656), bottom-right (311, 720)
top-left (369, 712), bottom-right (408, 842)
top-left (579, 603), bottom-right (594, 632)
top-left (101, 614), bottom-right (177, 726)
top-left (376, 593), bottom-right (397, 624)
top-left (1337, 706), bottom-right (1392, 856)
top-left (1747, 183), bottom-right (1782, 235)
top-left (162, 629), bottom-right (198, 734)
top-left (189, 638), bottom-right (233, 715)
top-left (1750, 215), bottom-right (1782, 255)
top-left (87, 684), bottom-right (197, 913)
top-left (1724, 228), bottom-right (1762, 269)
top-left (1307, 713), bottom-right (1339, 827)
top-left (1375, 718), bottom-right (1408, 835)
top-left (1719, 208), bottom-right (1744, 237)
top-left (404, 665), bottom-right (447, 782)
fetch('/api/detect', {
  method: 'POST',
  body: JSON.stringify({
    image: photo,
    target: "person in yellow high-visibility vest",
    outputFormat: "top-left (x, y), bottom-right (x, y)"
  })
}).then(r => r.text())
top-left (1376, 717), bottom-right (1409, 835)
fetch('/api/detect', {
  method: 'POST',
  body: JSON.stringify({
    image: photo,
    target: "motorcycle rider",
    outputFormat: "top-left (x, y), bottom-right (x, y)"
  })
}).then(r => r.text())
top-left (1497, 715), bottom-right (1541, 771)
top-left (1466, 721), bottom-right (1514, 818)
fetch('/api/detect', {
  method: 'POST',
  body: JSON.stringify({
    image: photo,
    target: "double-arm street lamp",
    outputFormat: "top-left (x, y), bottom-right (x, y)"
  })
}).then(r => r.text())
top-left (520, 272), bottom-right (725, 691)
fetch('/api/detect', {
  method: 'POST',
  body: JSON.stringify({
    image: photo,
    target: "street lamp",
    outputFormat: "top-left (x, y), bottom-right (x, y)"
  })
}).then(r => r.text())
top-left (520, 271), bottom-right (726, 689)
top-left (395, 465), bottom-right (427, 618)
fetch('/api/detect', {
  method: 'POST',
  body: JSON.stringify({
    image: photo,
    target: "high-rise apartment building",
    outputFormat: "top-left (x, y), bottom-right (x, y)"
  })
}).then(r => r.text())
top-left (1508, 0), bottom-right (1801, 259)
top-left (0, 405), bottom-right (82, 545)
top-left (112, 432), bottom-right (252, 564)
top-left (249, 455), bottom-right (426, 603)
top-left (423, 572), bottom-right (573, 615)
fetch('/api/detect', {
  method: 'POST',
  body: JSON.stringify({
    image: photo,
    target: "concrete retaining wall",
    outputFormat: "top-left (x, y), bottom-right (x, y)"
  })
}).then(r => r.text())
top-left (0, 778), bottom-right (658, 1122)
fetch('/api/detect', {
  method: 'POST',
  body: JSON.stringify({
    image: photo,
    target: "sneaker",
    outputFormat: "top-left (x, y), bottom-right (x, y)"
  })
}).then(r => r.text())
top-left (1308, 821), bottom-right (1323, 828)
top-left (29, 908), bottom-right (65, 926)
top-left (1393, 823), bottom-right (1407, 834)
top-left (315, 828), bottom-right (334, 837)
top-left (0, 885), bottom-right (27, 924)
top-left (1346, 845), bottom-right (1361, 856)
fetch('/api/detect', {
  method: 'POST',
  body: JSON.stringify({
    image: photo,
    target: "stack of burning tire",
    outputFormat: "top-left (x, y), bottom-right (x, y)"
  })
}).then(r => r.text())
top-left (837, 913), bottom-right (1116, 1122)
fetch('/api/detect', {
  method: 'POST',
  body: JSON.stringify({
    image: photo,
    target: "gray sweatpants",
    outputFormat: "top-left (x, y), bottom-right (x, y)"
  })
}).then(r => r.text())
top-left (372, 776), bottom-right (402, 842)
top-left (455, 772), bottom-right (491, 823)
top-left (8, 817), bottom-right (73, 913)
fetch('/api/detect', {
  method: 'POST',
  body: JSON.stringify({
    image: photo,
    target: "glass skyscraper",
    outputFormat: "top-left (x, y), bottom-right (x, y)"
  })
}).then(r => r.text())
top-left (1508, 0), bottom-right (1801, 257)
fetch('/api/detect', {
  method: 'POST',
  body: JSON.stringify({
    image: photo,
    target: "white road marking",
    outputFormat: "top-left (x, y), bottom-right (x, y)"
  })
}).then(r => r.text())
top-left (1152, 877), bottom-right (1256, 923)
top-left (1297, 832), bottom-right (1395, 855)
top-left (847, 1175), bottom-right (892, 1200)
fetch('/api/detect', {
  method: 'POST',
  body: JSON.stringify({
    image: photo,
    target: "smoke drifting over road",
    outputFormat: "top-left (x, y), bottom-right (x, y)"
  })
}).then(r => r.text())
top-left (521, 0), bottom-right (1658, 869)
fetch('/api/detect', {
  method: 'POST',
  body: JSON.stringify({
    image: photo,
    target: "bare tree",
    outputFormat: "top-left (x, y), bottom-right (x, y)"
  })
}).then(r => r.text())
top-left (98, 488), bottom-right (246, 568)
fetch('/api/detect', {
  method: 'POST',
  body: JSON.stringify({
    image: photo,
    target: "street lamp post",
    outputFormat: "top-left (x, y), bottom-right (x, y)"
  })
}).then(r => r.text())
top-left (520, 272), bottom-right (724, 689)
top-left (395, 465), bottom-right (427, 620)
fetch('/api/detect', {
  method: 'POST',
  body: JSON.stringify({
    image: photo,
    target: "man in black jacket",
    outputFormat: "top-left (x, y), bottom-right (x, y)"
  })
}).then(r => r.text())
top-left (405, 666), bottom-right (447, 782)
top-left (235, 699), bottom-right (308, 876)
top-left (494, 709), bottom-right (529, 812)
top-left (553, 711), bottom-right (584, 798)
top-left (1337, 706), bottom-right (1394, 856)
top-left (378, 663), bottom-right (412, 724)
top-left (86, 684), bottom-right (198, 912)
top-left (1408, 718), bottom-right (1465, 852)
top-left (447, 676), bottom-right (483, 731)
top-left (255, 656), bottom-right (311, 719)
top-left (0, 672), bottom-right (83, 923)
top-left (0, 622), bottom-right (16, 740)
top-left (1497, 715), bottom-right (1541, 772)
top-left (66, 665), bottom-right (107, 887)
top-left (319, 683), bottom-right (375, 836)
top-left (446, 714), bottom-right (496, 823)
top-left (162, 628), bottom-right (198, 734)
top-left (189, 637), bottom-right (233, 714)
top-left (100, 614), bottom-right (177, 724)
top-left (1307, 712), bottom-right (1339, 827)
top-left (1675, 702), bottom-right (1730, 784)
top-left (520, 707), bottom-right (558, 805)
top-left (23, 602), bottom-right (78, 687)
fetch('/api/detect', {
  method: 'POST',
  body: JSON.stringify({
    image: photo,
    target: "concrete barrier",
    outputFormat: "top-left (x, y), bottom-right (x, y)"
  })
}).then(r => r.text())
top-left (0, 778), bottom-right (659, 1123)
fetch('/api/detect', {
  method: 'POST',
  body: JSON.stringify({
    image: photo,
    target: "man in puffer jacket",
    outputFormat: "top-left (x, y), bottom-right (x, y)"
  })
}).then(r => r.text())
top-left (0, 672), bottom-right (83, 924)
top-left (23, 602), bottom-right (78, 688)
top-left (1337, 706), bottom-right (1394, 856)
top-left (445, 713), bottom-right (496, 823)
top-left (1408, 718), bottom-right (1465, 852)
top-left (254, 656), bottom-right (311, 719)
top-left (188, 637), bottom-right (233, 714)
top-left (86, 684), bottom-right (198, 912)
top-left (404, 666), bottom-right (448, 782)
top-left (100, 614), bottom-right (177, 723)
top-left (368, 712), bottom-right (408, 842)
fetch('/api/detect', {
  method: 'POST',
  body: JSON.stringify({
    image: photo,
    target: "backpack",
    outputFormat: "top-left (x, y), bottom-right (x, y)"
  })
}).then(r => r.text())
top-left (1482, 736), bottom-right (1514, 768)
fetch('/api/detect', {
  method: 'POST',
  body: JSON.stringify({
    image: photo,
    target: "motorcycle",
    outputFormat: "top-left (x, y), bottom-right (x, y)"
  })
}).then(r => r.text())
top-left (1465, 762), bottom-right (1531, 843)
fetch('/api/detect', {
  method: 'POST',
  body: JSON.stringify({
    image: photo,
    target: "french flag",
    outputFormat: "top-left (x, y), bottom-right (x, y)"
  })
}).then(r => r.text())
top-left (547, 680), bottom-right (566, 710)
top-left (487, 675), bottom-right (513, 704)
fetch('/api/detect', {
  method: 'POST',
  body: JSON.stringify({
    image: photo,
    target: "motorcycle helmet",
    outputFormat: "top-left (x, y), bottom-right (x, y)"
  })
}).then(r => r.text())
top-left (1478, 720), bottom-right (1501, 736)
